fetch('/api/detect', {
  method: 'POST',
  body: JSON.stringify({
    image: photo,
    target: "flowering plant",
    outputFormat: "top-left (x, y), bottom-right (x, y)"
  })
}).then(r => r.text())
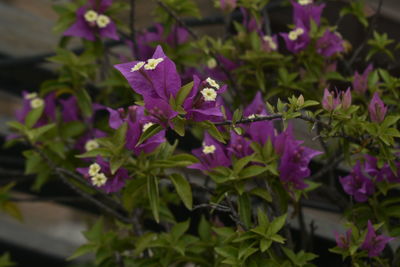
top-left (3, 0), bottom-right (400, 266)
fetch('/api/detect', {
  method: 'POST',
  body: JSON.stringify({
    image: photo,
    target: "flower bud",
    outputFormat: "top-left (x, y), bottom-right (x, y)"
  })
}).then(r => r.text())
top-left (368, 92), bottom-right (387, 123)
top-left (220, 0), bottom-right (237, 13)
top-left (341, 88), bottom-right (352, 109)
top-left (322, 88), bottom-right (339, 111)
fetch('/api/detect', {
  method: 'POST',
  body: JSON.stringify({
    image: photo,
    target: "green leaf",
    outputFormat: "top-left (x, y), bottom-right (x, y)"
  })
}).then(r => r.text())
top-left (175, 82), bottom-right (194, 108)
top-left (76, 148), bottom-right (113, 158)
top-left (1, 202), bottom-right (23, 222)
top-left (67, 243), bottom-right (97, 260)
top-left (83, 218), bottom-right (104, 242)
top-left (25, 104), bottom-right (44, 128)
top-left (169, 173), bottom-right (193, 210)
top-left (268, 214), bottom-right (287, 236)
top-left (0, 252), bottom-right (15, 267)
top-left (110, 156), bottom-right (126, 175)
top-left (200, 121), bottom-right (226, 143)
top-left (137, 124), bottom-right (163, 146)
top-left (172, 116), bottom-right (186, 136)
top-left (134, 232), bottom-right (157, 256)
top-left (147, 176), bottom-right (160, 223)
top-left (198, 215), bottom-right (211, 241)
top-left (260, 239), bottom-right (272, 252)
top-left (233, 155), bottom-right (254, 174)
top-left (238, 193), bottom-right (252, 229)
top-left (250, 188), bottom-right (272, 202)
top-left (28, 124), bottom-right (56, 142)
top-left (239, 165), bottom-right (267, 179)
top-left (171, 220), bottom-right (190, 240)
top-left (75, 89), bottom-right (93, 117)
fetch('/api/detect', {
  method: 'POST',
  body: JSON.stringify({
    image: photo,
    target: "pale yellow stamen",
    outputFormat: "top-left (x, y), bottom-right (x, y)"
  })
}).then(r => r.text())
top-left (201, 88), bottom-right (217, 101)
top-left (298, 0), bottom-right (312, 5)
top-left (206, 77), bottom-right (220, 89)
top-left (85, 139), bottom-right (99, 152)
top-left (288, 28), bottom-right (304, 41)
top-left (202, 144), bottom-right (216, 154)
top-left (25, 92), bottom-right (38, 100)
top-left (144, 58), bottom-right (164, 70)
top-left (207, 58), bottom-right (217, 69)
top-left (130, 61), bottom-right (145, 72)
top-left (263, 36), bottom-right (277, 50)
top-left (91, 173), bottom-right (107, 187)
top-left (96, 14), bottom-right (110, 28)
top-left (84, 10), bottom-right (98, 23)
top-left (88, 163), bottom-right (101, 176)
top-left (30, 98), bottom-right (44, 109)
top-left (142, 122), bottom-right (154, 132)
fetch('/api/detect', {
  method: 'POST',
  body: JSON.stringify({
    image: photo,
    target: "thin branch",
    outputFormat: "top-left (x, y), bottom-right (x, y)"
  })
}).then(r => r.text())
top-left (193, 203), bottom-right (231, 212)
top-left (225, 195), bottom-right (248, 230)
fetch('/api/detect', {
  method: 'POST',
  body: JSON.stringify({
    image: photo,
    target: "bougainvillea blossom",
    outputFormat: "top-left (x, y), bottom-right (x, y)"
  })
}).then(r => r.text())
top-left (64, 0), bottom-right (118, 41)
top-left (77, 156), bottom-right (130, 193)
top-left (340, 161), bottom-right (375, 202)
top-left (361, 220), bottom-right (394, 258)
top-left (368, 92), bottom-right (387, 123)
top-left (352, 64), bottom-right (373, 94)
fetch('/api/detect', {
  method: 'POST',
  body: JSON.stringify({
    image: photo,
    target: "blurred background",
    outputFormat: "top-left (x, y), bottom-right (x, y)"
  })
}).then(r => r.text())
top-left (0, 0), bottom-right (398, 266)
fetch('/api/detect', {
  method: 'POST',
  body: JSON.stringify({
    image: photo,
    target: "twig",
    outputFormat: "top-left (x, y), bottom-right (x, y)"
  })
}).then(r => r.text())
top-left (33, 147), bottom-right (133, 224)
top-left (347, 0), bottom-right (384, 68)
top-left (225, 195), bottom-right (248, 230)
top-left (193, 203), bottom-right (231, 212)
top-left (308, 155), bottom-right (345, 181)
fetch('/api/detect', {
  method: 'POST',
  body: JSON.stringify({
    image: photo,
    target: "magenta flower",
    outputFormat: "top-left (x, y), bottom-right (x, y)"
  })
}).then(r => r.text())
top-left (183, 76), bottom-right (225, 122)
top-left (322, 88), bottom-right (340, 111)
top-left (281, 24), bottom-right (310, 54)
top-left (368, 92), bottom-right (387, 123)
top-left (220, 0), bottom-right (237, 13)
top-left (352, 64), bottom-right (373, 94)
top-left (316, 30), bottom-right (344, 57)
top-left (275, 125), bottom-right (322, 191)
top-left (292, 0), bottom-right (325, 30)
top-left (129, 24), bottom-right (189, 60)
top-left (15, 91), bottom-right (56, 127)
top-left (64, 0), bottom-right (119, 41)
top-left (364, 155), bottom-right (400, 183)
top-left (60, 96), bottom-right (80, 123)
top-left (242, 92), bottom-right (275, 145)
top-left (77, 156), bottom-right (130, 193)
top-left (340, 161), bottom-right (375, 202)
top-left (334, 229), bottom-right (352, 249)
top-left (107, 105), bottom-right (165, 155)
top-left (189, 133), bottom-right (230, 172)
top-left (227, 131), bottom-right (253, 159)
top-left (361, 220), bottom-right (394, 258)
top-left (261, 35), bottom-right (279, 52)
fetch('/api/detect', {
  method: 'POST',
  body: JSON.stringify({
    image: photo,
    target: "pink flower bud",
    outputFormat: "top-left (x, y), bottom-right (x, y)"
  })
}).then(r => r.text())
top-left (220, 0), bottom-right (237, 12)
top-left (341, 87), bottom-right (352, 109)
top-left (322, 88), bottom-right (339, 111)
top-left (368, 92), bottom-right (387, 123)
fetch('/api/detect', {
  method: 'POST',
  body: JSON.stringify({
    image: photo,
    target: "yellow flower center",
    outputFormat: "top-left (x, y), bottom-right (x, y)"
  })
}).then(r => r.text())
top-left (298, 0), bottom-right (312, 5)
top-left (85, 139), bottom-right (99, 152)
top-left (202, 144), bottom-right (216, 154)
top-left (207, 58), bottom-right (217, 69)
top-left (30, 98), bottom-right (44, 109)
top-left (96, 14), bottom-right (110, 28)
top-left (130, 61), bottom-right (145, 72)
top-left (89, 163), bottom-right (101, 176)
top-left (288, 28), bottom-right (304, 41)
top-left (144, 58), bottom-right (164, 70)
top-left (201, 88), bottom-right (217, 101)
top-left (142, 122), bottom-right (154, 132)
top-left (84, 10), bottom-right (98, 23)
top-left (25, 92), bottom-right (38, 100)
top-left (206, 77), bottom-right (220, 89)
top-left (91, 173), bottom-right (107, 187)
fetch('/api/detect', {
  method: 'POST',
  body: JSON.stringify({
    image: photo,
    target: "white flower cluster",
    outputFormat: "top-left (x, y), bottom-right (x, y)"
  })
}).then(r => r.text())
top-left (288, 28), bottom-right (305, 41)
top-left (88, 163), bottom-right (108, 187)
top-left (84, 10), bottom-right (111, 28)
top-left (200, 77), bottom-right (220, 102)
top-left (25, 92), bottom-right (44, 109)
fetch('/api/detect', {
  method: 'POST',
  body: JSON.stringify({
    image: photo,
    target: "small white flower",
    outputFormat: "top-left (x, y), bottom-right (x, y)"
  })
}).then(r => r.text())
top-left (84, 10), bottom-right (98, 23)
top-left (298, 0), bottom-right (312, 5)
top-left (142, 122), bottom-right (154, 132)
top-left (144, 58), bottom-right (164, 70)
top-left (288, 28), bottom-right (304, 41)
top-left (202, 144), bottom-right (216, 154)
top-left (30, 98), bottom-right (44, 109)
top-left (247, 114), bottom-right (257, 119)
top-left (89, 163), bottom-right (101, 176)
top-left (200, 88), bottom-right (217, 101)
top-left (207, 58), bottom-right (217, 69)
top-left (130, 61), bottom-right (145, 72)
top-left (85, 139), bottom-right (99, 152)
top-left (206, 77), bottom-right (220, 89)
top-left (263, 36), bottom-right (277, 50)
top-left (295, 28), bottom-right (305, 36)
top-left (25, 92), bottom-right (38, 100)
top-left (96, 14), bottom-right (110, 28)
top-left (91, 173), bottom-right (108, 187)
